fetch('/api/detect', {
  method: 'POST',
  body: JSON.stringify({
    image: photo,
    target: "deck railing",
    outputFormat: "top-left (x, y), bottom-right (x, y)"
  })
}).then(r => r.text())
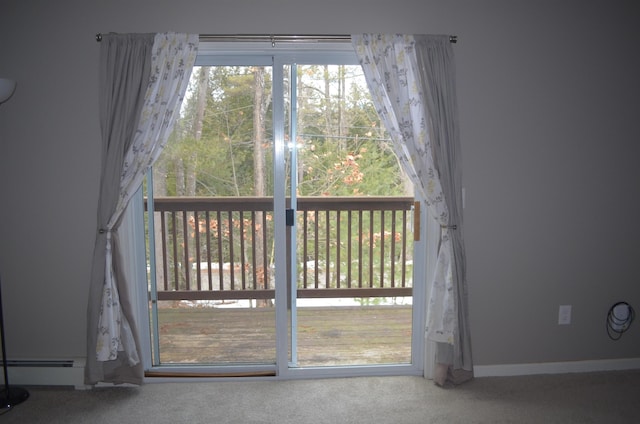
top-left (145, 196), bottom-right (415, 301)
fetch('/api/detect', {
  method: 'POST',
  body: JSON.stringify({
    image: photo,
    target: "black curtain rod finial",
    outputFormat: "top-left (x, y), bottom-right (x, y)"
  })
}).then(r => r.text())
top-left (96, 33), bottom-right (102, 42)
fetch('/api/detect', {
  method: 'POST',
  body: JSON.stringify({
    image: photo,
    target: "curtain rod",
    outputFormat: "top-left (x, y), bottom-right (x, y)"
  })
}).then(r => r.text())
top-left (95, 33), bottom-right (458, 44)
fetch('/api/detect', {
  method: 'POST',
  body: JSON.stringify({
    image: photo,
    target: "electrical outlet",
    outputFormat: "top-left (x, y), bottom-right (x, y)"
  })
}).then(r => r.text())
top-left (558, 305), bottom-right (572, 325)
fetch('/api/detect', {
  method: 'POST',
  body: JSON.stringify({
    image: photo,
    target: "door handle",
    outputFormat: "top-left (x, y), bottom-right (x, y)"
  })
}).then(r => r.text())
top-left (286, 208), bottom-right (295, 226)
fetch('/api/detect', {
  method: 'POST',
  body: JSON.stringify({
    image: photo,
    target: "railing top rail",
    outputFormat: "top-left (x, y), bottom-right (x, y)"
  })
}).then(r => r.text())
top-left (145, 196), bottom-right (414, 212)
top-left (296, 196), bottom-right (413, 211)
top-left (146, 196), bottom-right (272, 211)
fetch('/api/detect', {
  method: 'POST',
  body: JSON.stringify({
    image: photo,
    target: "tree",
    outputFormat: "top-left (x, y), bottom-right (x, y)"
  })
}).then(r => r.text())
top-left (149, 63), bottom-right (411, 298)
top-left (252, 66), bottom-right (270, 306)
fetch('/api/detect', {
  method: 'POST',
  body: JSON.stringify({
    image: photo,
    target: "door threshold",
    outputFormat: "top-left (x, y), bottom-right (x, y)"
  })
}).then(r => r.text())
top-left (145, 370), bottom-right (276, 378)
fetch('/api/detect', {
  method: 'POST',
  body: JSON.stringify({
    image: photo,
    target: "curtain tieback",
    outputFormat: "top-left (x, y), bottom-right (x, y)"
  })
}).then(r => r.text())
top-left (98, 228), bottom-right (112, 234)
top-left (440, 224), bottom-right (458, 230)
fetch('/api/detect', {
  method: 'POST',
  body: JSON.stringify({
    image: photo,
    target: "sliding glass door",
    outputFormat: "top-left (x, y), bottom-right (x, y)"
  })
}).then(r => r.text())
top-left (142, 44), bottom-right (424, 377)
top-left (145, 61), bottom-right (277, 372)
top-left (282, 63), bottom-right (416, 369)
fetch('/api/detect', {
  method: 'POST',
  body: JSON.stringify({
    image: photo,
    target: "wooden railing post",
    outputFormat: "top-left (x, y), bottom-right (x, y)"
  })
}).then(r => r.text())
top-left (145, 196), bottom-right (414, 301)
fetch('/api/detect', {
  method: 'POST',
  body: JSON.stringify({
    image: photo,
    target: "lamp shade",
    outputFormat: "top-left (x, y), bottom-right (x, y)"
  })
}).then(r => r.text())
top-left (0, 78), bottom-right (17, 104)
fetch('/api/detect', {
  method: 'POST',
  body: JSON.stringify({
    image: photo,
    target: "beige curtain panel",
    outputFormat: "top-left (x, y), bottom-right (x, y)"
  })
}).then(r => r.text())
top-left (352, 34), bottom-right (472, 387)
top-left (86, 33), bottom-right (198, 385)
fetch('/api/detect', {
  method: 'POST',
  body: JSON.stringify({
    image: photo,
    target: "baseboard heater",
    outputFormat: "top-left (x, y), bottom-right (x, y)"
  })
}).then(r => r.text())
top-left (1, 358), bottom-right (87, 389)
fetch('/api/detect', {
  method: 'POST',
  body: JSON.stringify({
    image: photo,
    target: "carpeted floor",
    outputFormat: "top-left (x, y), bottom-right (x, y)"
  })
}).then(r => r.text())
top-left (1, 371), bottom-right (640, 423)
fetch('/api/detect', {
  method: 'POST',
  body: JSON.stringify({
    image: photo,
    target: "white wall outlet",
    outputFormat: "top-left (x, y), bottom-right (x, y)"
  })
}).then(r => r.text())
top-left (558, 305), bottom-right (572, 325)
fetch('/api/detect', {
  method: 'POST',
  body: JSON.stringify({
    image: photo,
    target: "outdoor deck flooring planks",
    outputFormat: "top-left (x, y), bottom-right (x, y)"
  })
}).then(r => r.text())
top-left (156, 304), bottom-right (412, 366)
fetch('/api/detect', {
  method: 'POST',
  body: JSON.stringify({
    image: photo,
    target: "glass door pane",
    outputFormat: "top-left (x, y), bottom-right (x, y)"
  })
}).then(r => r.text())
top-left (145, 56), bottom-right (419, 374)
top-left (291, 64), bottom-right (415, 367)
top-left (147, 65), bottom-right (277, 366)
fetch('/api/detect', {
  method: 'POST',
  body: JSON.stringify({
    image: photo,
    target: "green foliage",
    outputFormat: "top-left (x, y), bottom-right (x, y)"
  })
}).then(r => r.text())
top-left (293, 64), bottom-right (405, 197)
top-left (148, 63), bottom-right (413, 293)
top-left (296, 137), bottom-right (403, 196)
top-left (156, 66), bottom-right (274, 197)
top-left (156, 64), bottom-right (406, 198)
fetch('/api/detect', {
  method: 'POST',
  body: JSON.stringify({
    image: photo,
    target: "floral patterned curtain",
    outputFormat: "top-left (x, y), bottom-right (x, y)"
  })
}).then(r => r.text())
top-left (352, 34), bottom-right (473, 386)
top-left (86, 33), bottom-right (198, 385)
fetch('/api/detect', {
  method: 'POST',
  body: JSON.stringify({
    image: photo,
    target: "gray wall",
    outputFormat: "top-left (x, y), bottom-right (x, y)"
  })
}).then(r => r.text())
top-left (0, 0), bottom-right (638, 367)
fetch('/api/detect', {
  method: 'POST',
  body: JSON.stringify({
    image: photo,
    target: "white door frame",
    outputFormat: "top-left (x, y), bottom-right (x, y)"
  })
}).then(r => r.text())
top-left (134, 42), bottom-right (426, 380)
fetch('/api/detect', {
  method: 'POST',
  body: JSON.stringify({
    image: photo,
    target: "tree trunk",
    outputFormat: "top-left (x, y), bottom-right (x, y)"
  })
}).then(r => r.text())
top-left (338, 65), bottom-right (346, 149)
top-left (323, 65), bottom-right (332, 141)
top-left (193, 67), bottom-right (209, 142)
top-left (189, 67), bottom-right (209, 196)
top-left (175, 158), bottom-right (185, 196)
top-left (153, 160), bottom-right (167, 292)
top-left (253, 67), bottom-right (266, 198)
top-left (187, 67), bottom-right (209, 289)
top-left (253, 67), bottom-right (269, 307)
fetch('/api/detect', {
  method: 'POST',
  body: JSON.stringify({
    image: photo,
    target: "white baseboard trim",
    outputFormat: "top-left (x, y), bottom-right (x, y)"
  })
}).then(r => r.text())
top-left (474, 357), bottom-right (640, 378)
top-left (4, 357), bottom-right (639, 387)
top-left (1, 358), bottom-right (89, 390)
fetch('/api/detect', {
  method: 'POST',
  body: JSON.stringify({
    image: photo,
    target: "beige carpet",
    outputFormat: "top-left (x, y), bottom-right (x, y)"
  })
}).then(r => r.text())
top-left (1, 370), bottom-right (639, 423)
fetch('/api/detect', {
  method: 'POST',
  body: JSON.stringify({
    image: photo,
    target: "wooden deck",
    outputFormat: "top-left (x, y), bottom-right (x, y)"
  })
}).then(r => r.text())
top-left (156, 303), bottom-right (413, 367)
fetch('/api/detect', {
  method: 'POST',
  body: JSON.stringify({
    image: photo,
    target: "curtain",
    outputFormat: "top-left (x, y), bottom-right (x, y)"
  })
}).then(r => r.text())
top-left (86, 33), bottom-right (198, 385)
top-left (352, 34), bottom-right (473, 387)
